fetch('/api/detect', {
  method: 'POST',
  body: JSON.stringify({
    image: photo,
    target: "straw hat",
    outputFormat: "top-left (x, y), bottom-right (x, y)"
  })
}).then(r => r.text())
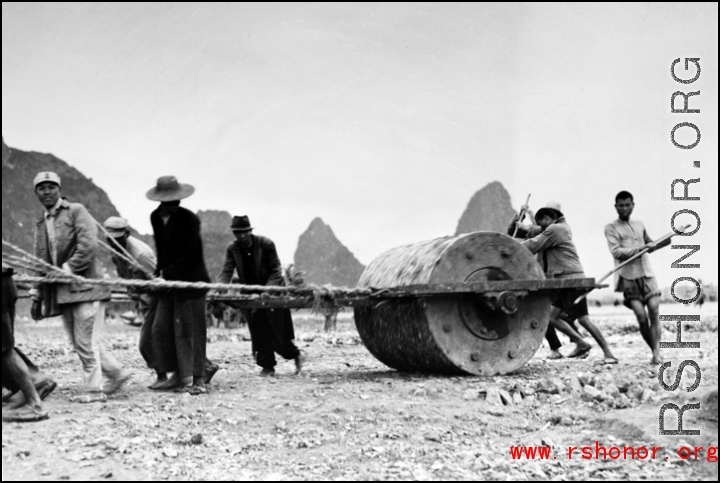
top-left (535, 201), bottom-right (564, 221)
top-left (146, 176), bottom-right (195, 202)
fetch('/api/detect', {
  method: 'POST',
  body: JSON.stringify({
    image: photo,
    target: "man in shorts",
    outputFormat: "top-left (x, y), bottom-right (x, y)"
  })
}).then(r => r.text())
top-left (605, 191), bottom-right (670, 365)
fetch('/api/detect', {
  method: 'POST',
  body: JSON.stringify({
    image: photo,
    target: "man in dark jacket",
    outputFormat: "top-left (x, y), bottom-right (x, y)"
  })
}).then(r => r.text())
top-left (146, 176), bottom-right (217, 395)
top-left (218, 216), bottom-right (303, 377)
top-left (31, 172), bottom-right (130, 403)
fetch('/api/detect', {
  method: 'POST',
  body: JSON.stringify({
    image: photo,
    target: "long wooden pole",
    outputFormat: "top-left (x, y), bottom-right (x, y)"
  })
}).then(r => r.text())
top-left (512, 194), bottom-right (532, 238)
top-left (574, 224), bottom-right (691, 305)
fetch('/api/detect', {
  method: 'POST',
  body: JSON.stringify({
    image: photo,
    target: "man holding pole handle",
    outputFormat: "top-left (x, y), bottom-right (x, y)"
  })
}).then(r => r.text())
top-left (604, 191), bottom-right (673, 365)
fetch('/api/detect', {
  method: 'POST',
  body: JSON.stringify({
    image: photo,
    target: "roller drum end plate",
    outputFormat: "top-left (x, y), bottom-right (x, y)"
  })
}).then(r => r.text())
top-left (355, 232), bottom-right (551, 376)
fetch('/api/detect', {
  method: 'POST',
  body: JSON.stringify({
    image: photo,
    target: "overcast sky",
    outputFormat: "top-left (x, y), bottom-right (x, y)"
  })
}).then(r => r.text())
top-left (2, 2), bottom-right (718, 293)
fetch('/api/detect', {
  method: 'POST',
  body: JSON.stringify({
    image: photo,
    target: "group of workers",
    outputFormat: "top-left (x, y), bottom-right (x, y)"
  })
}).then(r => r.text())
top-left (2, 171), bottom-right (674, 423)
top-left (508, 192), bottom-right (671, 366)
top-left (2, 172), bottom-right (302, 422)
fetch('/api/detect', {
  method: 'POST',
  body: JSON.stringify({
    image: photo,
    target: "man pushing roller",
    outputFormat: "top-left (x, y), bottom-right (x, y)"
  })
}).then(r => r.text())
top-left (510, 202), bottom-right (618, 364)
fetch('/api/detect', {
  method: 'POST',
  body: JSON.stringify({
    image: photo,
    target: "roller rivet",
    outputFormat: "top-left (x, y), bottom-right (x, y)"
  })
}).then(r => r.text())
top-left (443, 325), bottom-right (451, 333)
top-left (531, 320), bottom-right (540, 329)
top-left (501, 248), bottom-right (512, 257)
top-left (471, 353), bottom-right (480, 362)
top-left (508, 350), bottom-right (517, 359)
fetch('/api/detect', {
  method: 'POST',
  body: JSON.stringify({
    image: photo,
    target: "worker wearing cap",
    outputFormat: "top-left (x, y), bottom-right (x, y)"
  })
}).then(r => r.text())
top-left (103, 217), bottom-right (162, 387)
top-left (218, 215), bottom-right (303, 377)
top-left (510, 202), bottom-right (617, 365)
top-left (31, 172), bottom-right (131, 403)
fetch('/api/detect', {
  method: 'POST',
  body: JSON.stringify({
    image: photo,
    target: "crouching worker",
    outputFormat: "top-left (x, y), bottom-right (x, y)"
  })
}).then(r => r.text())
top-left (2, 266), bottom-right (55, 422)
top-left (510, 202), bottom-right (618, 365)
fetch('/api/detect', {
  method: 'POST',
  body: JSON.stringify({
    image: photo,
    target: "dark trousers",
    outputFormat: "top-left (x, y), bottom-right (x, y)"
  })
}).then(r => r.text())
top-left (137, 294), bottom-right (159, 370)
top-left (249, 309), bottom-right (299, 370)
top-left (545, 326), bottom-right (562, 351)
top-left (152, 293), bottom-right (208, 380)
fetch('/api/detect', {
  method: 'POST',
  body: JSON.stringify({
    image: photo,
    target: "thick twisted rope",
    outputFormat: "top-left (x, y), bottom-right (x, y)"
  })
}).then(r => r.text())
top-left (2, 240), bottom-right (85, 282)
top-left (93, 219), bottom-right (156, 280)
top-left (12, 273), bottom-right (373, 297)
top-left (2, 255), bottom-right (46, 274)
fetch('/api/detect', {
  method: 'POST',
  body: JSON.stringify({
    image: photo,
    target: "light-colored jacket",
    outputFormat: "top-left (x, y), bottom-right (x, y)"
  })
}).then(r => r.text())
top-left (34, 199), bottom-right (110, 316)
top-left (511, 217), bottom-right (585, 278)
top-left (604, 218), bottom-right (667, 291)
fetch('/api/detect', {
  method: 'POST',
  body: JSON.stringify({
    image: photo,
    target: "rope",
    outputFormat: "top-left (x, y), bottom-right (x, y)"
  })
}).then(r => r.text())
top-left (12, 273), bottom-right (374, 297)
top-left (2, 240), bottom-right (85, 282)
top-left (1, 255), bottom-right (45, 274)
top-left (97, 238), bottom-right (155, 280)
top-left (93, 219), bottom-right (156, 280)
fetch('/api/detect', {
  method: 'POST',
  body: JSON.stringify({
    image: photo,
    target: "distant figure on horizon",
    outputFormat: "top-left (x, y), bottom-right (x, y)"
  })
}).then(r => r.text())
top-left (604, 191), bottom-right (671, 365)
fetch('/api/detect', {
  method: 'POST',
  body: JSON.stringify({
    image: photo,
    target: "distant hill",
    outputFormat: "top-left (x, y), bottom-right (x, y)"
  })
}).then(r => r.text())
top-left (1, 137), bottom-right (136, 274)
top-left (197, 210), bottom-right (234, 282)
top-left (455, 181), bottom-right (516, 235)
top-left (294, 218), bottom-right (365, 288)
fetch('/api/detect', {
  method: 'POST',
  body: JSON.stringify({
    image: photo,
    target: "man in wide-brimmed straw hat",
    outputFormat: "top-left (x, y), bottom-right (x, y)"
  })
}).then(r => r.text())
top-left (30, 172), bottom-right (131, 403)
top-left (146, 176), bottom-right (218, 395)
top-left (509, 202), bottom-right (617, 365)
top-left (218, 215), bottom-right (304, 377)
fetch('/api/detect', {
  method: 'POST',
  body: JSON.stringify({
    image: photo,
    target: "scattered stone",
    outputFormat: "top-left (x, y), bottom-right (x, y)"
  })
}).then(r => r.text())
top-left (499, 389), bottom-right (514, 406)
top-left (512, 392), bottom-right (523, 405)
top-left (535, 378), bottom-right (564, 395)
top-left (614, 394), bottom-right (632, 409)
top-left (699, 389), bottom-right (718, 422)
top-left (462, 389), bottom-right (478, 401)
top-left (582, 385), bottom-right (603, 402)
top-left (512, 383), bottom-right (526, 396)
top-left (564, 378), bottom-right (583, 395)
top-left (162, 447), bottom-right (178, 458)
top-left (425, 433), bottom-right (441, 443)
top-left (603, 384), bottom-right (620, 399)
top-left (484, 387), bottom-right (503, 406)
top-left (190, 434), bottom-right (204, 446)
top-left (413, 388), bottom-right (428, 397)
top-left (640, 388), bottom-right (655, 404)
top-left (594, 374), bottom-right (615, 391)
top-left (578, 373), bottom-right (592, 387)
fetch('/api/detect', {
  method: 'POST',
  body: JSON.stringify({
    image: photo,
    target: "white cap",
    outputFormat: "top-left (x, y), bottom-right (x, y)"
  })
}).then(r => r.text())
top-left (103, 216), bottom-right (130, 238)
top-left (33, 172), bottom-right (61, 189)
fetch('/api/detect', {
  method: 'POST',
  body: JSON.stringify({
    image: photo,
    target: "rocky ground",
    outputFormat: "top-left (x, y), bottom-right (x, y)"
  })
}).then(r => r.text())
top-left (2, 303), bottom-right (718, 481)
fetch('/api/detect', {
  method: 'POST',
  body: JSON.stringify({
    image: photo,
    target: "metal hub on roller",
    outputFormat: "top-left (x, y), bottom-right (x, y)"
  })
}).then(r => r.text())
top-left (458, 268), bottom-right (513, 341)
top-left (354, 231), bottom-right (552, 376)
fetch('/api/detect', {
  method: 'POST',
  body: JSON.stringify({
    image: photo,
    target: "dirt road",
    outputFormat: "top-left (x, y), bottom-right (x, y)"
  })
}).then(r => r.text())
top-left (2, 305), bottom-right (718, 481)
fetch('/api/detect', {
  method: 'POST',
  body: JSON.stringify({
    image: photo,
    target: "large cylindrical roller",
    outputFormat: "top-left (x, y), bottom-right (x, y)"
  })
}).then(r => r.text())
top-left (354, 232), bottom-right (550, 376)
